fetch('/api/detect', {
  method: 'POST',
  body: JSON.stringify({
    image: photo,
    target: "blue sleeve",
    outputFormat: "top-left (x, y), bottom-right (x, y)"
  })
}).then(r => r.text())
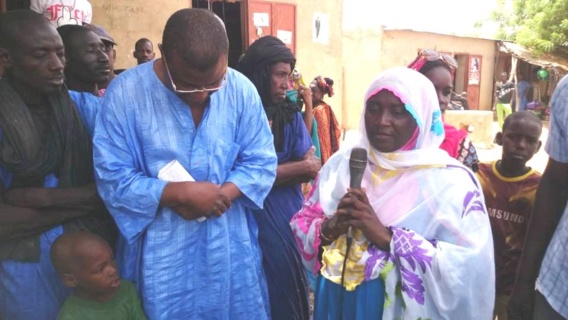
top-left (291, 112), bottom-right (313, 159)
top-left (226, 79), bottom-right (277, 209)
top-left (69, 91), bottom-right (100, 138)
top-left (0, 167), bottom-right (12, 190)
top-left (92, 82), bottom-right (168, 243)
top-left (545, 83), bottom-right (568, 163)
top-left (0, 129), bottom-right (12, 189)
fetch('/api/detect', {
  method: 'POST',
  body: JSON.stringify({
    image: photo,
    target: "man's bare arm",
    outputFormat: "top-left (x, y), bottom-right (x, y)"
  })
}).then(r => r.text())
top-left (517, 158), bottom-right (568, 282)
top-left (3, 185), bottom-right (102, 210)
top-left (0, 202), bottom-right (95, 240)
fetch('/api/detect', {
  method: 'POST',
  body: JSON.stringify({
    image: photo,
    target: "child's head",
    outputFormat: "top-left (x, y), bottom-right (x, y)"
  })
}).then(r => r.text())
top-left (51, 231), bottom-right (120, 301)
top-left (496, 111), bottom-right (542, 166)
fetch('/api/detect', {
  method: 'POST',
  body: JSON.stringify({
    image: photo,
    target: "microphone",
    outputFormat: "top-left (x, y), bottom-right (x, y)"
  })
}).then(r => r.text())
top-left (349, 148), bottom-right (368, 189)
top-left (339, 148), bottom-right (368, 299)
top-left (347, 148), bottom-right (368, 239)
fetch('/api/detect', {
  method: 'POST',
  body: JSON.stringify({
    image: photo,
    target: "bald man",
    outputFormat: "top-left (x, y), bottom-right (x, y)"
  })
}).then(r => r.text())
top-left (93, 9), bottom-right (276, 318)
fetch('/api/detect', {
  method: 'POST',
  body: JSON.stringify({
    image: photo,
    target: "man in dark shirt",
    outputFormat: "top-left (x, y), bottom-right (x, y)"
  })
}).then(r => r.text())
top-left (133, 37), bottom-right (155, 65)
top-left (0, 10), bottom-right (111, 319)
top-left (495, 71), bottom-right (515, 128)
top-left (84, 23), bottom-right (118, 90)
top-left (57, 25), bottom-right (110, 95)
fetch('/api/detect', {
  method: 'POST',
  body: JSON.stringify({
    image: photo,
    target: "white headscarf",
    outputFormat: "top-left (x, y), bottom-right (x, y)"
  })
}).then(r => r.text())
top-left (291, 67), bottom-right (493, 319)
top-left (319, 67), bottom-right (465, 225)
top-left (355, 67), bottom-right (449, 169)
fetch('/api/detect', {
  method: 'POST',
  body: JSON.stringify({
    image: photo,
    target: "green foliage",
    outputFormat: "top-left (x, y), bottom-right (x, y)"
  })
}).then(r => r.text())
top-left (489, 0), bottom-right (568, 52)
top-left (379, 262), bottom-right (395, 281)
top-left (483, 0), bottom-right (517, 40)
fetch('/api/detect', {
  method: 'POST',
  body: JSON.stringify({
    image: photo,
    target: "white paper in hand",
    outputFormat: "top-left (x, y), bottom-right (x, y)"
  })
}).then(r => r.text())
top-left (158, 160), bottom-right (206, 222)
top-left (158, 160), bottom-right (195, 182)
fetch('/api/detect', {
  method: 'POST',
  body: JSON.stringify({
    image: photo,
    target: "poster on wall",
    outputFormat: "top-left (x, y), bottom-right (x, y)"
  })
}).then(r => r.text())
top-left (312, 12), bottom-right (329, 45)
top-left (277, 30), bottom-right (292, 45)
top-left (468, 56), bottom-right (481, 85)
top-left (253, 12), bottom-right (269, 27)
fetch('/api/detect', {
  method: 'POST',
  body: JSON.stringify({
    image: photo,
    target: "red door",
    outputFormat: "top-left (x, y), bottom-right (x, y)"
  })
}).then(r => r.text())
top-left (466, 55), bottom-right (482, 110)
top-left (246, 1), bottom-right (272, 46)
top-left (245, 1), bottom-right (296, 53)
top-left (271, 3), bottom-right (295, 53)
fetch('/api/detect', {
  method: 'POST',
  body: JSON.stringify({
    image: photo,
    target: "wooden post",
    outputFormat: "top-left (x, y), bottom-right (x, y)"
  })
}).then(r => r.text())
top-left (1, 0), bottom-right (7, 13)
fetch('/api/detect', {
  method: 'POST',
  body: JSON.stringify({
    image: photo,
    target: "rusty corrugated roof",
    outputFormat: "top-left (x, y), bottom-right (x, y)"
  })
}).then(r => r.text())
top-left (499, 41), bottom-right (568, 71)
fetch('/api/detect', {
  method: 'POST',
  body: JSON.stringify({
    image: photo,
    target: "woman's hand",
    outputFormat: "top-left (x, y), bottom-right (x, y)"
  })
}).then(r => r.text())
top-left (298, 84), bottom-right (313, 108)
top-left (320, 215), bottom-right (349, 245)
top-left (335, 188), bottom-right (392, 250)
top-left (302, 146), bottom-right (321, 180)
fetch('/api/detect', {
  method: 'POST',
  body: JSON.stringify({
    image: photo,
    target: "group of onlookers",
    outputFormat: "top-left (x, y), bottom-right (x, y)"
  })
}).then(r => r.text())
top-left (1, 6), bottom-right (568, 320)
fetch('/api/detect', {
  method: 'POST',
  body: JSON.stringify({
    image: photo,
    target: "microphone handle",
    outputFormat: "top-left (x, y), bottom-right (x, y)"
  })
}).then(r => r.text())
top-left (346, 185), bottom-right (361, 240)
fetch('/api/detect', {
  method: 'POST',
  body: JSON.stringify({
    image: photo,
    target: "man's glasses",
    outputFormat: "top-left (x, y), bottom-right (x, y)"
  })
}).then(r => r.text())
top-left (158, 44), bottom-right (226, 94)
top-left (420, 49), bottom-right (458, 70)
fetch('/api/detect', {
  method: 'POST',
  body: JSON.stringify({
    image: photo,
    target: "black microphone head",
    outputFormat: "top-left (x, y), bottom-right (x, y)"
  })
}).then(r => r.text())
top-left (349, 148), bottom-right (367, 168)
top-left (349, 148), bottom-right (367, 189)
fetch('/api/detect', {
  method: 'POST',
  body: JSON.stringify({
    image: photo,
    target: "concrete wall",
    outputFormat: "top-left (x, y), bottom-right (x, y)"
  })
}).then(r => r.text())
top-left (380, 29), bottom-right (498, 111)
top-left (445, 110), bottom-right (494, 147)
top-left (92, 1), bottom-right (189, 70)
top-left (339, 0), bottom-right (383, 130)
top-left (92, 0), bottom-right (346, 127)
top-left (91, 0), bottom-right (499, 137)
top-left (234, 0), bottom-right (377, 132)
top-left (293, 0), bottom-right (344, 128)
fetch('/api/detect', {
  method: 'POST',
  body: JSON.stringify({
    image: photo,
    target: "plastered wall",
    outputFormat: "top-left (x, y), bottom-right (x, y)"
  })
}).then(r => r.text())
top-left (238, 0), bottom-right (345, 128)
top-left (340, 1), bottom-right (384, 130)
top-left (91, 1), bottom-right (497, 135)
top-left (277, 0), bottom-right (344, 128)
top-left (92, 0), bottom-right (346, 127)
top-left (380, 29), bottom-right (497, 111)
top-left (92, 1), bottom-right (189, 69)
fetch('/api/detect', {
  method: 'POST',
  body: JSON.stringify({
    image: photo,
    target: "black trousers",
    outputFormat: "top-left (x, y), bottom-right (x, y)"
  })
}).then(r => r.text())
top-left (533, 290), bottom-right (566, 320)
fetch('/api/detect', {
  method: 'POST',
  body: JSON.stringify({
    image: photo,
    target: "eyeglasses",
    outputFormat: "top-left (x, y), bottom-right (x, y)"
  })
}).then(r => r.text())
top-left (420, 49), bottom-right (458, 70)
top-left (158, 44), bottom-right (226, 94)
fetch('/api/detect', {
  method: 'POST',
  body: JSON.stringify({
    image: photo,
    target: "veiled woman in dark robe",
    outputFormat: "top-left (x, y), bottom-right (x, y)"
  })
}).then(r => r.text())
top-left (237, 36), bottom-right (320, 320)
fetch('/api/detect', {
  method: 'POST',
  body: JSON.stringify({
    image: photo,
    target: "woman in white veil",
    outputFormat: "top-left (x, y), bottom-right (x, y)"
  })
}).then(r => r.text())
top-left (290, 67), bottom-right (494, 319)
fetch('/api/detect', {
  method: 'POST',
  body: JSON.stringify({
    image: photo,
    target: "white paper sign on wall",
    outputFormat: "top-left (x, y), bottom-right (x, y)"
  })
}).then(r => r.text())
top-left (253, 12), bottom-right (269, 27)
top-left (277, 30), bottom-right (293, 45)
top-left (313, 12), bottom-right (329, 45)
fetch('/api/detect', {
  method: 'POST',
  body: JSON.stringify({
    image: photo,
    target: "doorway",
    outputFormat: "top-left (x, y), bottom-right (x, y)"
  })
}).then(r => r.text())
top-left (454, 53), bottom-right (481, 110)
top-left (192, 0), bottom-right (244, 68)
top-left (454, 54), bottom-right (468, 95)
